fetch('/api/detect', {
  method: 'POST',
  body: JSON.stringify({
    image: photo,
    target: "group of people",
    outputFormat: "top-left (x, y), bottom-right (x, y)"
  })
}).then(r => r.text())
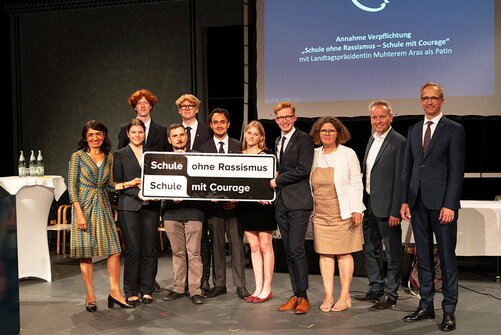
top-left (68, 82), bottom-right (465, 332)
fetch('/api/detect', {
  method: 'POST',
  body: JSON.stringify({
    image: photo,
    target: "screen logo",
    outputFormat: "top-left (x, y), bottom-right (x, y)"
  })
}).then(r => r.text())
top-left (351, 0), bottom-right (389, 12)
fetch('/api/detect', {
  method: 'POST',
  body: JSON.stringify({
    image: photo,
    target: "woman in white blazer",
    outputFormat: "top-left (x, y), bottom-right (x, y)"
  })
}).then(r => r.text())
top-left (309, 116), bottom-right (365, 313)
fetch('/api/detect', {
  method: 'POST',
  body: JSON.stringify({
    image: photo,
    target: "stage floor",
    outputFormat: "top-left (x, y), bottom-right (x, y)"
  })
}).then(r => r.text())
top-left (19, 253), bottom-right (501, 335)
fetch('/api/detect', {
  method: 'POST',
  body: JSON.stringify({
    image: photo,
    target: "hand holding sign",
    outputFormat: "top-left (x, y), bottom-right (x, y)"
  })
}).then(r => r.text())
top-left (141, 152), bottom-right (276, 201)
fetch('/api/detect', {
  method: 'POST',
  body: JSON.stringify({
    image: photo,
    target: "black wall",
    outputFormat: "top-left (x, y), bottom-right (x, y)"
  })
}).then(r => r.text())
top-left (3, 0), bottom-right (244, 178)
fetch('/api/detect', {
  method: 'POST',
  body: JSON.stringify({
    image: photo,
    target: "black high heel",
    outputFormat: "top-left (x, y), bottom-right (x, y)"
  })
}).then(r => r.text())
top-left (108, 295), bottom-right (134, 309)
top-left (86, 301), bottom-right (97, 313)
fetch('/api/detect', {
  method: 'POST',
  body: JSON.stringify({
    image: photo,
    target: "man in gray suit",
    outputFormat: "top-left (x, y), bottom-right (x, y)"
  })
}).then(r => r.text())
top-left (355, 100), bottom-right (406, 310)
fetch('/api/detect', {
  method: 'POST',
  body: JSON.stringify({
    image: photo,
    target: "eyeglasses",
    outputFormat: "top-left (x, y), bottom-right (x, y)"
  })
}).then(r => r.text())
top-left (179, 104), bottom-right (196, 111)
top-left (320, 129), bottom-right (336, 135)
top-left (420, 96), bottom-right (443, 103)
top-left (275, 115), bottom-right (295, 122)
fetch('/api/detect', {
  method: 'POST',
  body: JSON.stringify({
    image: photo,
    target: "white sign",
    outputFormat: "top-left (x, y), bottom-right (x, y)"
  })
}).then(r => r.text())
top-left (141, 152), bottom-right (276, 201)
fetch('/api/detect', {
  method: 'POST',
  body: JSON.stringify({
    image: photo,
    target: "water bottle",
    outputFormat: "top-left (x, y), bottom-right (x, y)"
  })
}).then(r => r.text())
top-left (18, 150), bottom-right (26, 176)
top-left (37, 150), bottom-right (44, 176)
top-left (29, 150), bottom-right (37, 176)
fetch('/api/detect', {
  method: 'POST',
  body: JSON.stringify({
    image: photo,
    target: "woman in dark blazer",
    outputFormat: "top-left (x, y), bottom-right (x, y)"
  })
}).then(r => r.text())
top-left (113, 119), bottom-right (160, 305)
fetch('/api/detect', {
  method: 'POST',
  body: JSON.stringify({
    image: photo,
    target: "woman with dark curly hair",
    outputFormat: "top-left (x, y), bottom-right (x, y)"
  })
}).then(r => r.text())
top-left (68, 120), bottom-right (133, 312)
top-left (309, 116), bottom-right (365, 313)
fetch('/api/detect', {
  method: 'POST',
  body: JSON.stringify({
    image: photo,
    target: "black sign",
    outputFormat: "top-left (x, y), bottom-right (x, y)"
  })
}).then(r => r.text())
top-left (141, 152), bottom-right (276, 201)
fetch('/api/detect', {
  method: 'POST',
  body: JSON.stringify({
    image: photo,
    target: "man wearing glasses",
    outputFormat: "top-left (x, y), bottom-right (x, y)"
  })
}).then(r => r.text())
top-left (175, 94), bottom-right (213, 295)
top-left (400, 82), bottom-right (465, 331)
top-left (270, 102), bottom-right (314, 314)
top-left (175, 94), bottom-right (212, 151)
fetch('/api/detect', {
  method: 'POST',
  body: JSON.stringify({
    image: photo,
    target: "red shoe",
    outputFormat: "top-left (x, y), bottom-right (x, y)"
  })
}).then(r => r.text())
top-left (246, 295), bottom-right (256, 303)
top-left (253, 292), bottom-right (272, 303)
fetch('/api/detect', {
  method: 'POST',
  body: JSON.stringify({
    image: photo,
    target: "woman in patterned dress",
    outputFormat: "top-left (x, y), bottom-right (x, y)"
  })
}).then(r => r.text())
top-left (68, 120), bottom-right (133, 312)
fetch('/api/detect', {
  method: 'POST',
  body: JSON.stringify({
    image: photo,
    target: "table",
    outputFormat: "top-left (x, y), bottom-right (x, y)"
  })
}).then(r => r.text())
top-left (0, 176), bottom-right (66, 282)
top-left (402, 200), bottom-right (501, 256)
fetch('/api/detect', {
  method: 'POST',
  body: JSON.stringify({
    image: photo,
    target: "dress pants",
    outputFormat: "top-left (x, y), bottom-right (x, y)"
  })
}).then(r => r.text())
top-left (411, 191), bottom-right (458, 313)
top-left (118, 205), bottom-right (159, 297)
top-left (164, 220), bottom-right (203, 296)
top-left (201, 219), bottom-right (212, 284)
top-left (362, 196), bottom-right (403, 300)
top-left (207, 207), bottom-right (245, 288)
top-left (275, 200), bottom-right (310, 294)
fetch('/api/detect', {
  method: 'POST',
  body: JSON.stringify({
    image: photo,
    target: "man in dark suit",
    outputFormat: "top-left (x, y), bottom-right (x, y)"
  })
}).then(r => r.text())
top-left (355, 100), bottom-right (405, 310)
top-left (117, 89), bottom-right (169, 151)
top-left (175, 94), bottom-right (212, 151)
top-left (175, 94), bottom-right (213, 294)
top-left (400, 82), bottom-right (465, 331)
top-left (270, 102), bottom-right (314, 314)
top-left (198, 108), bottom-right (250, 300)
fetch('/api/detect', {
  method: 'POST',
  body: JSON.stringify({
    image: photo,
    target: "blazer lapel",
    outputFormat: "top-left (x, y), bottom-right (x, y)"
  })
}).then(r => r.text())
top-left (363, 136), bottom-right (375, 172)
top-left (125, 146), bottom-right (141, 172)
top-left (284, 131), bottom-right (299, 157)
top-left (422, 118), bottom-right (445, 161)
top-left (373, 138), bottom-right (389, 167)
top-left (209, 140), bottom-right (217, 153)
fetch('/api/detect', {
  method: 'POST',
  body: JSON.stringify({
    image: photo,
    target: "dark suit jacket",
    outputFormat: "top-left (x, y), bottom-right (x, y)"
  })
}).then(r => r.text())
top-left (275, 129), bottom-right (314, 211)
top-left (117, 119), bottom-right (168, 151)
top-left (198, 137), bottom-right (242, 154)
top-left (199, 137), bottom-right (242, 211)
top-left (191, 123), bottom-right (212, 151)
top-left (402, 116), bottom-right (465, 211)
top-left (113, 146), bottom-right (144, 211)
top-left (363, 128), bottom-right (406, 218)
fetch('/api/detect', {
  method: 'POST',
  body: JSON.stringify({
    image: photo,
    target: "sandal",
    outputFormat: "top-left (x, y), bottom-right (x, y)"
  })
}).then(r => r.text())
top-left (320, 298), bottom-right (334, 312)
top-left (332, 298), bottom-right (352, 312)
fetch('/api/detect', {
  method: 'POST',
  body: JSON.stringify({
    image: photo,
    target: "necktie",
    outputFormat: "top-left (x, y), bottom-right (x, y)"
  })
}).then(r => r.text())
top-left (279, 136), bottom-right (286, 162)
top-left (423, 121), bottom-right (433, 153)
top-left (185, 126), bottom-right (192, 150)
top-left (218, 141), bottom-right (225, 153)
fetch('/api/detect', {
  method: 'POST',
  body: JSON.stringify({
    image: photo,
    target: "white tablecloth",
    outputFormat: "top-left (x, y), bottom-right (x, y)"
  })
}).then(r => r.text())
top-left (0, 176), bottom-right (67, 281)
top-left (402, 200), bottom-right (501, 256)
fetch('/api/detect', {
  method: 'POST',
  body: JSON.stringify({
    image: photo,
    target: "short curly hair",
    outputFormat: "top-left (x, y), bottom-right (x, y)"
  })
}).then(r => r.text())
top-left (310, 116), bottom-right (351, 146)
top-left (176, 94), bottom-right (201, 107)
top-left (128, 89), bottom-right (158, 109)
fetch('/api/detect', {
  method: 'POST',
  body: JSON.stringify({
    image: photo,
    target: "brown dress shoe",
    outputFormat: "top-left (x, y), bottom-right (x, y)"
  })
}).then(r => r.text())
top-left (277, 296), bottom-right (298, 311)
top-left (295, 297), bottom-right (310, 314)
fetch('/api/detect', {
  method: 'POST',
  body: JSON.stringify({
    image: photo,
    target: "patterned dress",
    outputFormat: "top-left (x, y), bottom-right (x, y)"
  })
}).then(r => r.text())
top-left (68, 150), bottom-right (121, 258)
